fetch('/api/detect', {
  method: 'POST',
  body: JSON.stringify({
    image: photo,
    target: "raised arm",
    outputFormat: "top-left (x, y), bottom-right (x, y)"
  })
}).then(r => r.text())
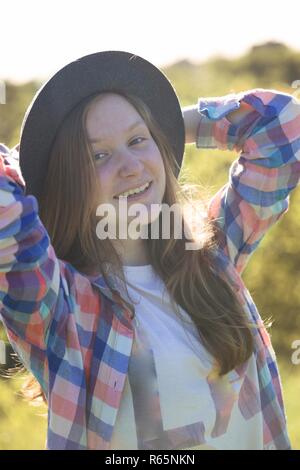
top-left (183, 98), bottom-right (259, 144)
top-left (183, 89), bottom-right (300, 274)
top-left (0, 144), bottom-right (72, 390)
top-left (0, 144), bottom-right (61, 344)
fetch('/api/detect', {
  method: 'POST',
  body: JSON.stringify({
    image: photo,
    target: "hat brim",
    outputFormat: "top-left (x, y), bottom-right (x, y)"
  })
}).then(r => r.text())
top-left (19, 50), bottom-right (185, 198)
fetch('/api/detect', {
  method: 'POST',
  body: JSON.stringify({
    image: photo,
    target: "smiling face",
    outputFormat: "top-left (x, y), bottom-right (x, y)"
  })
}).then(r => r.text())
top-left (85, 93), bottom-right (166, 233)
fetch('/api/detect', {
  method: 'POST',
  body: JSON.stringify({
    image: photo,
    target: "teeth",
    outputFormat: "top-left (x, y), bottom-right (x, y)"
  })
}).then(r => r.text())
top-left (118, 182), bottom-right (150, 198)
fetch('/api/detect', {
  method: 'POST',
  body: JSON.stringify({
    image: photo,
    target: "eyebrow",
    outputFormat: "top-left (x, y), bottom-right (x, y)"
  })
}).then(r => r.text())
top-left (88, 119), bottom-right (146, 144)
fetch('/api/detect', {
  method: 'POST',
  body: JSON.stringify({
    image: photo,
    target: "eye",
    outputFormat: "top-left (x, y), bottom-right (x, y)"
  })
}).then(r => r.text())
top-left (93, 137), bottom-right (147, 161)
top-left (94, 151), bottom-right (108, 161)
top-left (130, 137), bottom-right (146, 145)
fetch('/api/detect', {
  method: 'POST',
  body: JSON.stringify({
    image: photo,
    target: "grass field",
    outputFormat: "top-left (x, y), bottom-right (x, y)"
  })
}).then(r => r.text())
top-left (278, 361), bottom-right (300, 449)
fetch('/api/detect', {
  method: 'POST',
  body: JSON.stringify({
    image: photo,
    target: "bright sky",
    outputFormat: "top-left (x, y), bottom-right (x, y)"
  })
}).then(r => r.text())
top-left (1, 0), bottom-right (300, 83)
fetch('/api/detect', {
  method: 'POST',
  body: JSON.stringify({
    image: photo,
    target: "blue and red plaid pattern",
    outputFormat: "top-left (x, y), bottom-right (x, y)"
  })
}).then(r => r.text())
top-left (0, 88), bottom-right (299, 449)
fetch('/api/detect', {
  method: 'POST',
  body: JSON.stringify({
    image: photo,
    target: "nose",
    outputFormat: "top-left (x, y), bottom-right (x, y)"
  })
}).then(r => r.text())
top-left (117, 147), bottom-right (144, 178)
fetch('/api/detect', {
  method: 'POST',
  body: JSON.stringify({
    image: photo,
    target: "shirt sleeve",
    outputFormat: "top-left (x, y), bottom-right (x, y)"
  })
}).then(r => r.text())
top-left (196, 88), bottom-right (300, 274)
top-left (0, 145), bottom-right (104, 398)
top-left (0, 144), bottom-right (64, 355)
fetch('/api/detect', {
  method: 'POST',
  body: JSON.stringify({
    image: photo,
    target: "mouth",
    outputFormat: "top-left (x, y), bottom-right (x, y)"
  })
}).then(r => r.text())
top-left (113, 181), bottom-right (153, 201)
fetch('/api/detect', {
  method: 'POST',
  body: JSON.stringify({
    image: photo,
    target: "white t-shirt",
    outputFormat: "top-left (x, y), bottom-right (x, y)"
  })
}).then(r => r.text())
top-left (109, 264), bottom-right (263, 450)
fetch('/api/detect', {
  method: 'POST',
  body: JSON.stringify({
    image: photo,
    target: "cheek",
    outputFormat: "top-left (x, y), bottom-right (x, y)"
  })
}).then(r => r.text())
top-left (95, 165), bottom-right (112, 202)
top-left (153, 152), bottom-right (166, 188)
top-left (147, 144), bottom-right (165, 175)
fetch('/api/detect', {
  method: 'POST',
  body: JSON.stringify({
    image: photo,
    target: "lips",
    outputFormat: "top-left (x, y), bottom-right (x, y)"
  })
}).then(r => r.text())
top-left (113, 181), bottom-right (152, 199)
top-left (113, 181), bottom-right (153, 201)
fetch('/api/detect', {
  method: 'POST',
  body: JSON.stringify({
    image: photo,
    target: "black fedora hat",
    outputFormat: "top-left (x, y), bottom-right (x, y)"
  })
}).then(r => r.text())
top-left (19, 50), bottom-right (185, 198)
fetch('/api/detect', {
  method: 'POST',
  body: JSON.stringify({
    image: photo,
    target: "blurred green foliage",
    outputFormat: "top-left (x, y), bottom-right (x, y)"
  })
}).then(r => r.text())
top-left (0, 41), bottom-right (299, 449)
top-left (0, 375), bottom-right (47, 450)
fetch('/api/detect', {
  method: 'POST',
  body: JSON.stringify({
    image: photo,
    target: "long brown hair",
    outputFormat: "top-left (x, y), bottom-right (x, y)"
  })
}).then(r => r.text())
top-left (23, 90), bottom-right (255, 405)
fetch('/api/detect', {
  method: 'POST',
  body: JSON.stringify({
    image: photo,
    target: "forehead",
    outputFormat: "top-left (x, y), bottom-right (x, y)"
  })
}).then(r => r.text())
top-left (86, 92), bottom-right (138, 118)
top-left (85, 93), bottom-right (146, 142)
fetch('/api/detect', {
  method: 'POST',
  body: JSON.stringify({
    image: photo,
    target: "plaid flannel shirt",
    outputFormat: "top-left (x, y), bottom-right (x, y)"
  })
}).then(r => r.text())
top-left (1, 88), bottom-right (300, 449)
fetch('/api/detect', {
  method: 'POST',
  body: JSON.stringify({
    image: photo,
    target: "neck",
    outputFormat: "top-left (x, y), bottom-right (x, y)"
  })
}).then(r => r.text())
top-left (112, 237), bottom-right (150, 266)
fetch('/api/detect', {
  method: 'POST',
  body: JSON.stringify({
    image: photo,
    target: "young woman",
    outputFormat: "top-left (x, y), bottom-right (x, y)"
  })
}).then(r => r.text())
top-left (0, 51), bottom-right (300, 450)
